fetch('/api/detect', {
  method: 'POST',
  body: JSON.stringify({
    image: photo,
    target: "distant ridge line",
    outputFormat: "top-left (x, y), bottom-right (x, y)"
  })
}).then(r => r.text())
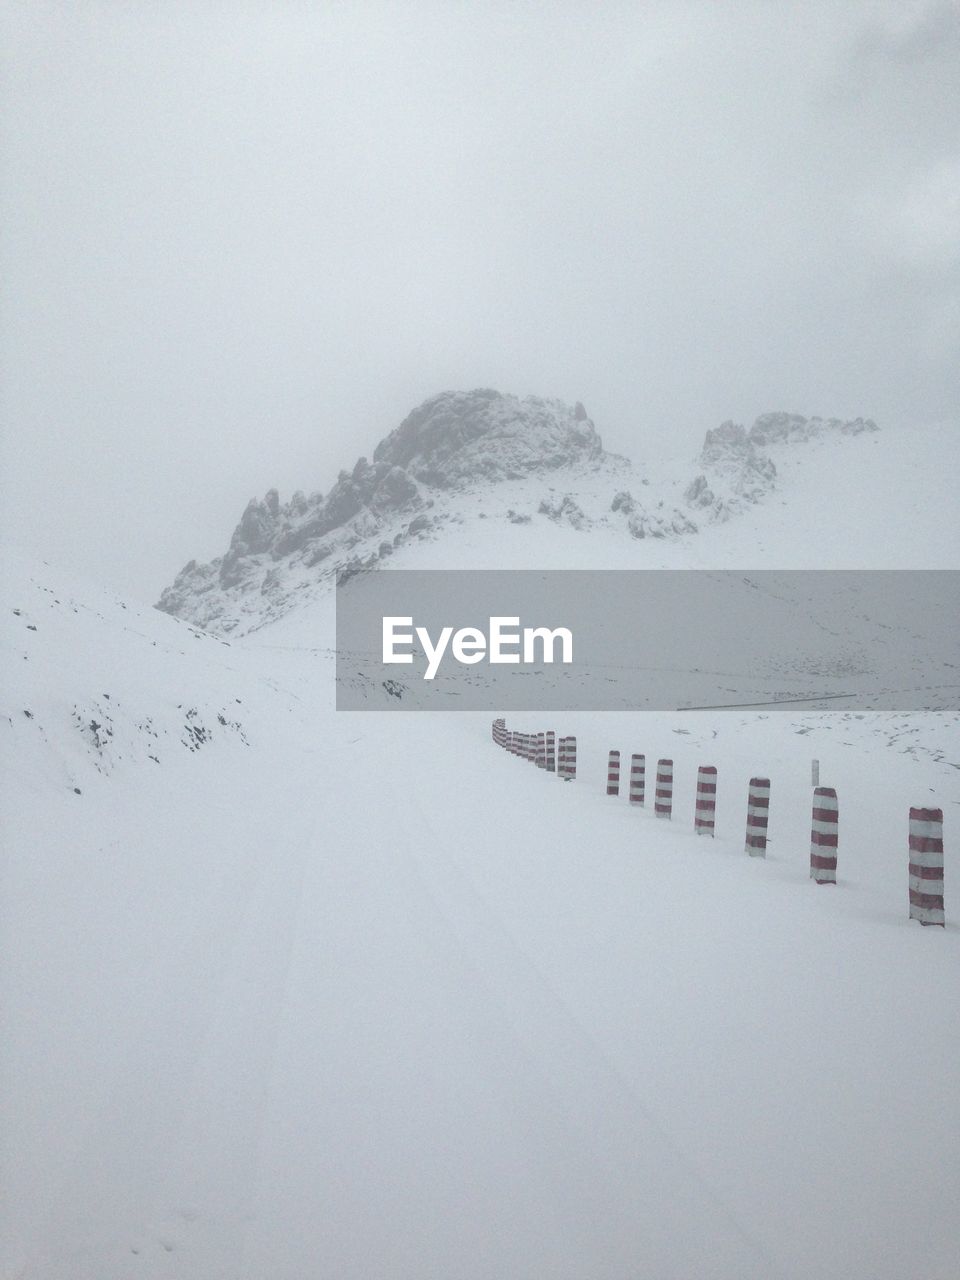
top-left (678, 693), bottom-right (857, 710)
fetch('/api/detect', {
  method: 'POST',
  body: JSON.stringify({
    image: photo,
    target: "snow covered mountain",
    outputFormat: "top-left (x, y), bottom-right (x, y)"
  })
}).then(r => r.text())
top-left (156, 389), bottom-right (883, 635)
top-left (157, 390), bottom-right (618, 633)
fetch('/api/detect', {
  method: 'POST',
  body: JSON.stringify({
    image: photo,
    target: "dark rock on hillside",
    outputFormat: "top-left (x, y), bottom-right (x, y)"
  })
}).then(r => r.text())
top-left (684, 411), bottom-right (878, 521)
top-left (538, 495), bottom-right (590, 529)
top-left (684, 420), bottom-right (778, 520)
top-left (373, 389), bottom-right (605, 486)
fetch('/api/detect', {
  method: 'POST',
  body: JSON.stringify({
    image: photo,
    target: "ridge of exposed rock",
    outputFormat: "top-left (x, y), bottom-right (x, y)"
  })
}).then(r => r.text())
top-left (685, 412), bottom-right (878, 522)
top-left (157, 389), bottom-right (611, 631)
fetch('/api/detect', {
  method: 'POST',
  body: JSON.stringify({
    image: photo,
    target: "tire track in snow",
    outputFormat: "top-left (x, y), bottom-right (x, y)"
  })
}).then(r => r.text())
top-left (5, 782), bottom-right (306, 1280)
top-left (124, 771), bottom-right (314, 1280)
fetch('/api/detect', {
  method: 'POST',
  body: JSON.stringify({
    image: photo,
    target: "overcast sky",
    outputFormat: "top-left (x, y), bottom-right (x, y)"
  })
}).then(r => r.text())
top-left (2, 1), bottom-right (958, 600)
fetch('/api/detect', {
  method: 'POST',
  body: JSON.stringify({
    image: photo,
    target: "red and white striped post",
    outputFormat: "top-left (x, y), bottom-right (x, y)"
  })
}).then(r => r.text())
top-left (655, 759), bottom-right (673, 819)
top-left (694, 765), bottom-right (717, 836)
top-left (546, 731), bottom-right (556, 772)
top-left (745, 777), bottom-right (770, 857)
top-left (536, 732), bottom-right (546, 769)
top-left (629, 753), bottom-right (645, 805)
top-left (607, 750), bottom-right (621, 796)
top-left (810, 787), bottom-right (838, 884)
top-left (909, 807), bottom-right (944, 926)
top-left (558, 736), bottom-right (577, 781)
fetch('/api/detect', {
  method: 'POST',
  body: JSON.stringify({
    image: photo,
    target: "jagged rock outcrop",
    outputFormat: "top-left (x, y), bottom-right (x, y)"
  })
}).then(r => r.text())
top-left (684, 420), bottom-right (778, 521)
top-left (609, 489), bottom-right (697, 538)
top-left (626, 506), bottom-right (699, 539)
top-left (373, 389), bottom-right (604, 486)
top-left (684, 411), bottom-right (879, 522)
top-left (157, 389), bottom-right (612, 631)
top-left (158, 455), bottom-right (428, 628)
top-left (538, 495), bottom-right (590, 529)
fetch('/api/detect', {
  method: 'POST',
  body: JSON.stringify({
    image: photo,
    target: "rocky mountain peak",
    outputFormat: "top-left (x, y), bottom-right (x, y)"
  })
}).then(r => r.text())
top-left (156, 389), bottom-right (609, 631)
top-left (371, 389), bottom-right (604, 486)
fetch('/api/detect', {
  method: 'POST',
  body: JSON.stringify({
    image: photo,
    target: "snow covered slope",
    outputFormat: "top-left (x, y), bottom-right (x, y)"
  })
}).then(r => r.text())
top-left (2, 403), bottom-right (959, 1280)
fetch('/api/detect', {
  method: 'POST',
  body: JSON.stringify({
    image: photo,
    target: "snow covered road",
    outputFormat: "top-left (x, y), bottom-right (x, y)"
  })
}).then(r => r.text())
top-left (4, 696), bottom-right (958, 1279)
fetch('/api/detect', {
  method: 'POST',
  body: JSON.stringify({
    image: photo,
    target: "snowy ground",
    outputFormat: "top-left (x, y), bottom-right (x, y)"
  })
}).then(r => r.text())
top-left (2, 423), bottom-right (958, 1279)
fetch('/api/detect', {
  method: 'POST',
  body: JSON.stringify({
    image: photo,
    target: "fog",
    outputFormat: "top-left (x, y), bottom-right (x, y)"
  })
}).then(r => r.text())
top-left (2, 1), bottom-right (957, 600)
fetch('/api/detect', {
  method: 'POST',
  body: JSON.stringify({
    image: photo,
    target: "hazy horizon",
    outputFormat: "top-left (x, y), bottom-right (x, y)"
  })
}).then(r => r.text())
top-left (2, 1), bottom-right (958, 600)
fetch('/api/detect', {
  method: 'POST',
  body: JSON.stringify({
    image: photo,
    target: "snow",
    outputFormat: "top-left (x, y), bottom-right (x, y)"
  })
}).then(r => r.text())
top-left (2, 419), bottom-right (959, 1278)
